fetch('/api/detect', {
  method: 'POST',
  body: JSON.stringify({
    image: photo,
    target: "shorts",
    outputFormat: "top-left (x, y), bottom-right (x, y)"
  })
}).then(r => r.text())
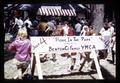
top-left (13, 59), bottom-right (30, 69)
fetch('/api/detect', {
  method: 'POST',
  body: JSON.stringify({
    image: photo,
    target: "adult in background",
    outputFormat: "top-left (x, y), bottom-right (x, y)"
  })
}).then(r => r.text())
top-left (74, 20), bottom-right (82, 36)
top-left (102, 21), bottom-right (116, 64)
top-left (24, 17), bottom-right (32, 29)
top-left (32, 18), bottom-right (39, 30)
top-left (4, 17), bottom-right (10, 33)
top-left (25, 23), bottom-right (30, 39)
top-left (107, 22), bottom-right (115, 61)
top-left (17, 17), bottom-right (24, 29)
top-left (99, 21), bottom-right (114, 36)
top-left (10, 17), bottom-right (23, 41)
top-left (68, 23), bottom-right (74, 36)
top-left (31, 18), bottom-right (39, 36)
top-left (99, 22), bottom-right (111, 59)
top-left (8, 27), bottom-right (31, 79)
top-left (80, 18), bottom-right (87, 25)
top-left (62, 21), bottom-right (70, 36)
top-left (24, 17), bottom-right (32, 36)
top-left (111, 32), bottom-right (116, 64)
top-left (80, 25), bottom-right (89, 36)
top-left (24, 17), bottom-right (32, 28)
top-left (88, 25), bottom-right (96, 36)
top-left (108, 21), bottom-right (114, 36)
top-left (46, 18), bottom-right (56, 36)
top-left (99, 21), bottom-right (114, 59)
top-left (9, 17), bottom-right (19, 35)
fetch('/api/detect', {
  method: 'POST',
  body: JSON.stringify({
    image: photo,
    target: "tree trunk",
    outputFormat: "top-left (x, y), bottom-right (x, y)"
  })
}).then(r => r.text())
top-left (91, 4), bottom-right (104, 35)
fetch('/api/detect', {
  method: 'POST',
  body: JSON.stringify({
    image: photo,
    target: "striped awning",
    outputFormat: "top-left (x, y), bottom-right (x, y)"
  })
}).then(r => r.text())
top-left (37, 8), bottom-right (76, 16)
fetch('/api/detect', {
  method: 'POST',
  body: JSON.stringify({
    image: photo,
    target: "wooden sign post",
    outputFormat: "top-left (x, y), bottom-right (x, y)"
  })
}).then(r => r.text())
top-left (31, 53), bottom-right (43, 79)
top-left (35, 52), bottom-right (43, 79)
top-left (92, 50), bottom-right (103, 79)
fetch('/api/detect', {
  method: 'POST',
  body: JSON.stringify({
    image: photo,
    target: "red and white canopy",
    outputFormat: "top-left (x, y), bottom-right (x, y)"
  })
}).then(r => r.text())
top-left (37, 8), bottom-right (76, 16)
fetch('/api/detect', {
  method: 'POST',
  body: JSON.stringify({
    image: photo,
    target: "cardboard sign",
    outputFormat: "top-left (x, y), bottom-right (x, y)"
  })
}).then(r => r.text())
top-left (30, 36), bottom-right (110, 53)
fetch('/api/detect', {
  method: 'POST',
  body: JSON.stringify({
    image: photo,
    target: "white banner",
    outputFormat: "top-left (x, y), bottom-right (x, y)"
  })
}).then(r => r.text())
top-left (30, 36), bottom-right (110, 53)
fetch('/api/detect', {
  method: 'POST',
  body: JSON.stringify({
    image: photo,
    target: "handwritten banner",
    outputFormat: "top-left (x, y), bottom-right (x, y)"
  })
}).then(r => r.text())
top-left (30, 36), bottom-right (110, 53)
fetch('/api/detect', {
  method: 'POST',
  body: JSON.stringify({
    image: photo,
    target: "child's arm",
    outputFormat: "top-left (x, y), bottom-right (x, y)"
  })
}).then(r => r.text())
top-left (8, 41), bottom-right (16, 51)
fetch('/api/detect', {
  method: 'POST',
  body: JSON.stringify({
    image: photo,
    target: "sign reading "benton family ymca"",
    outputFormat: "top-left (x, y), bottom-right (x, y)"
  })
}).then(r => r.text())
top-left (30, 36), bottom-right (110, 53)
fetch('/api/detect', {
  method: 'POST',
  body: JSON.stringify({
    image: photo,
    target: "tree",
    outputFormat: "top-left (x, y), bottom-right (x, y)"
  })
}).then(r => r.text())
top-left (91, 4), bottom-right (104, 34)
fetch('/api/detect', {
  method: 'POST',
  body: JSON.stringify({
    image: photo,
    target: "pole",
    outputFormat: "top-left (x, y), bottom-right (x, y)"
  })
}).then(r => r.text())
top-left (34, 52), bottom-right (43, 79)
top-left (92, 50), bottom-right (103, 79)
